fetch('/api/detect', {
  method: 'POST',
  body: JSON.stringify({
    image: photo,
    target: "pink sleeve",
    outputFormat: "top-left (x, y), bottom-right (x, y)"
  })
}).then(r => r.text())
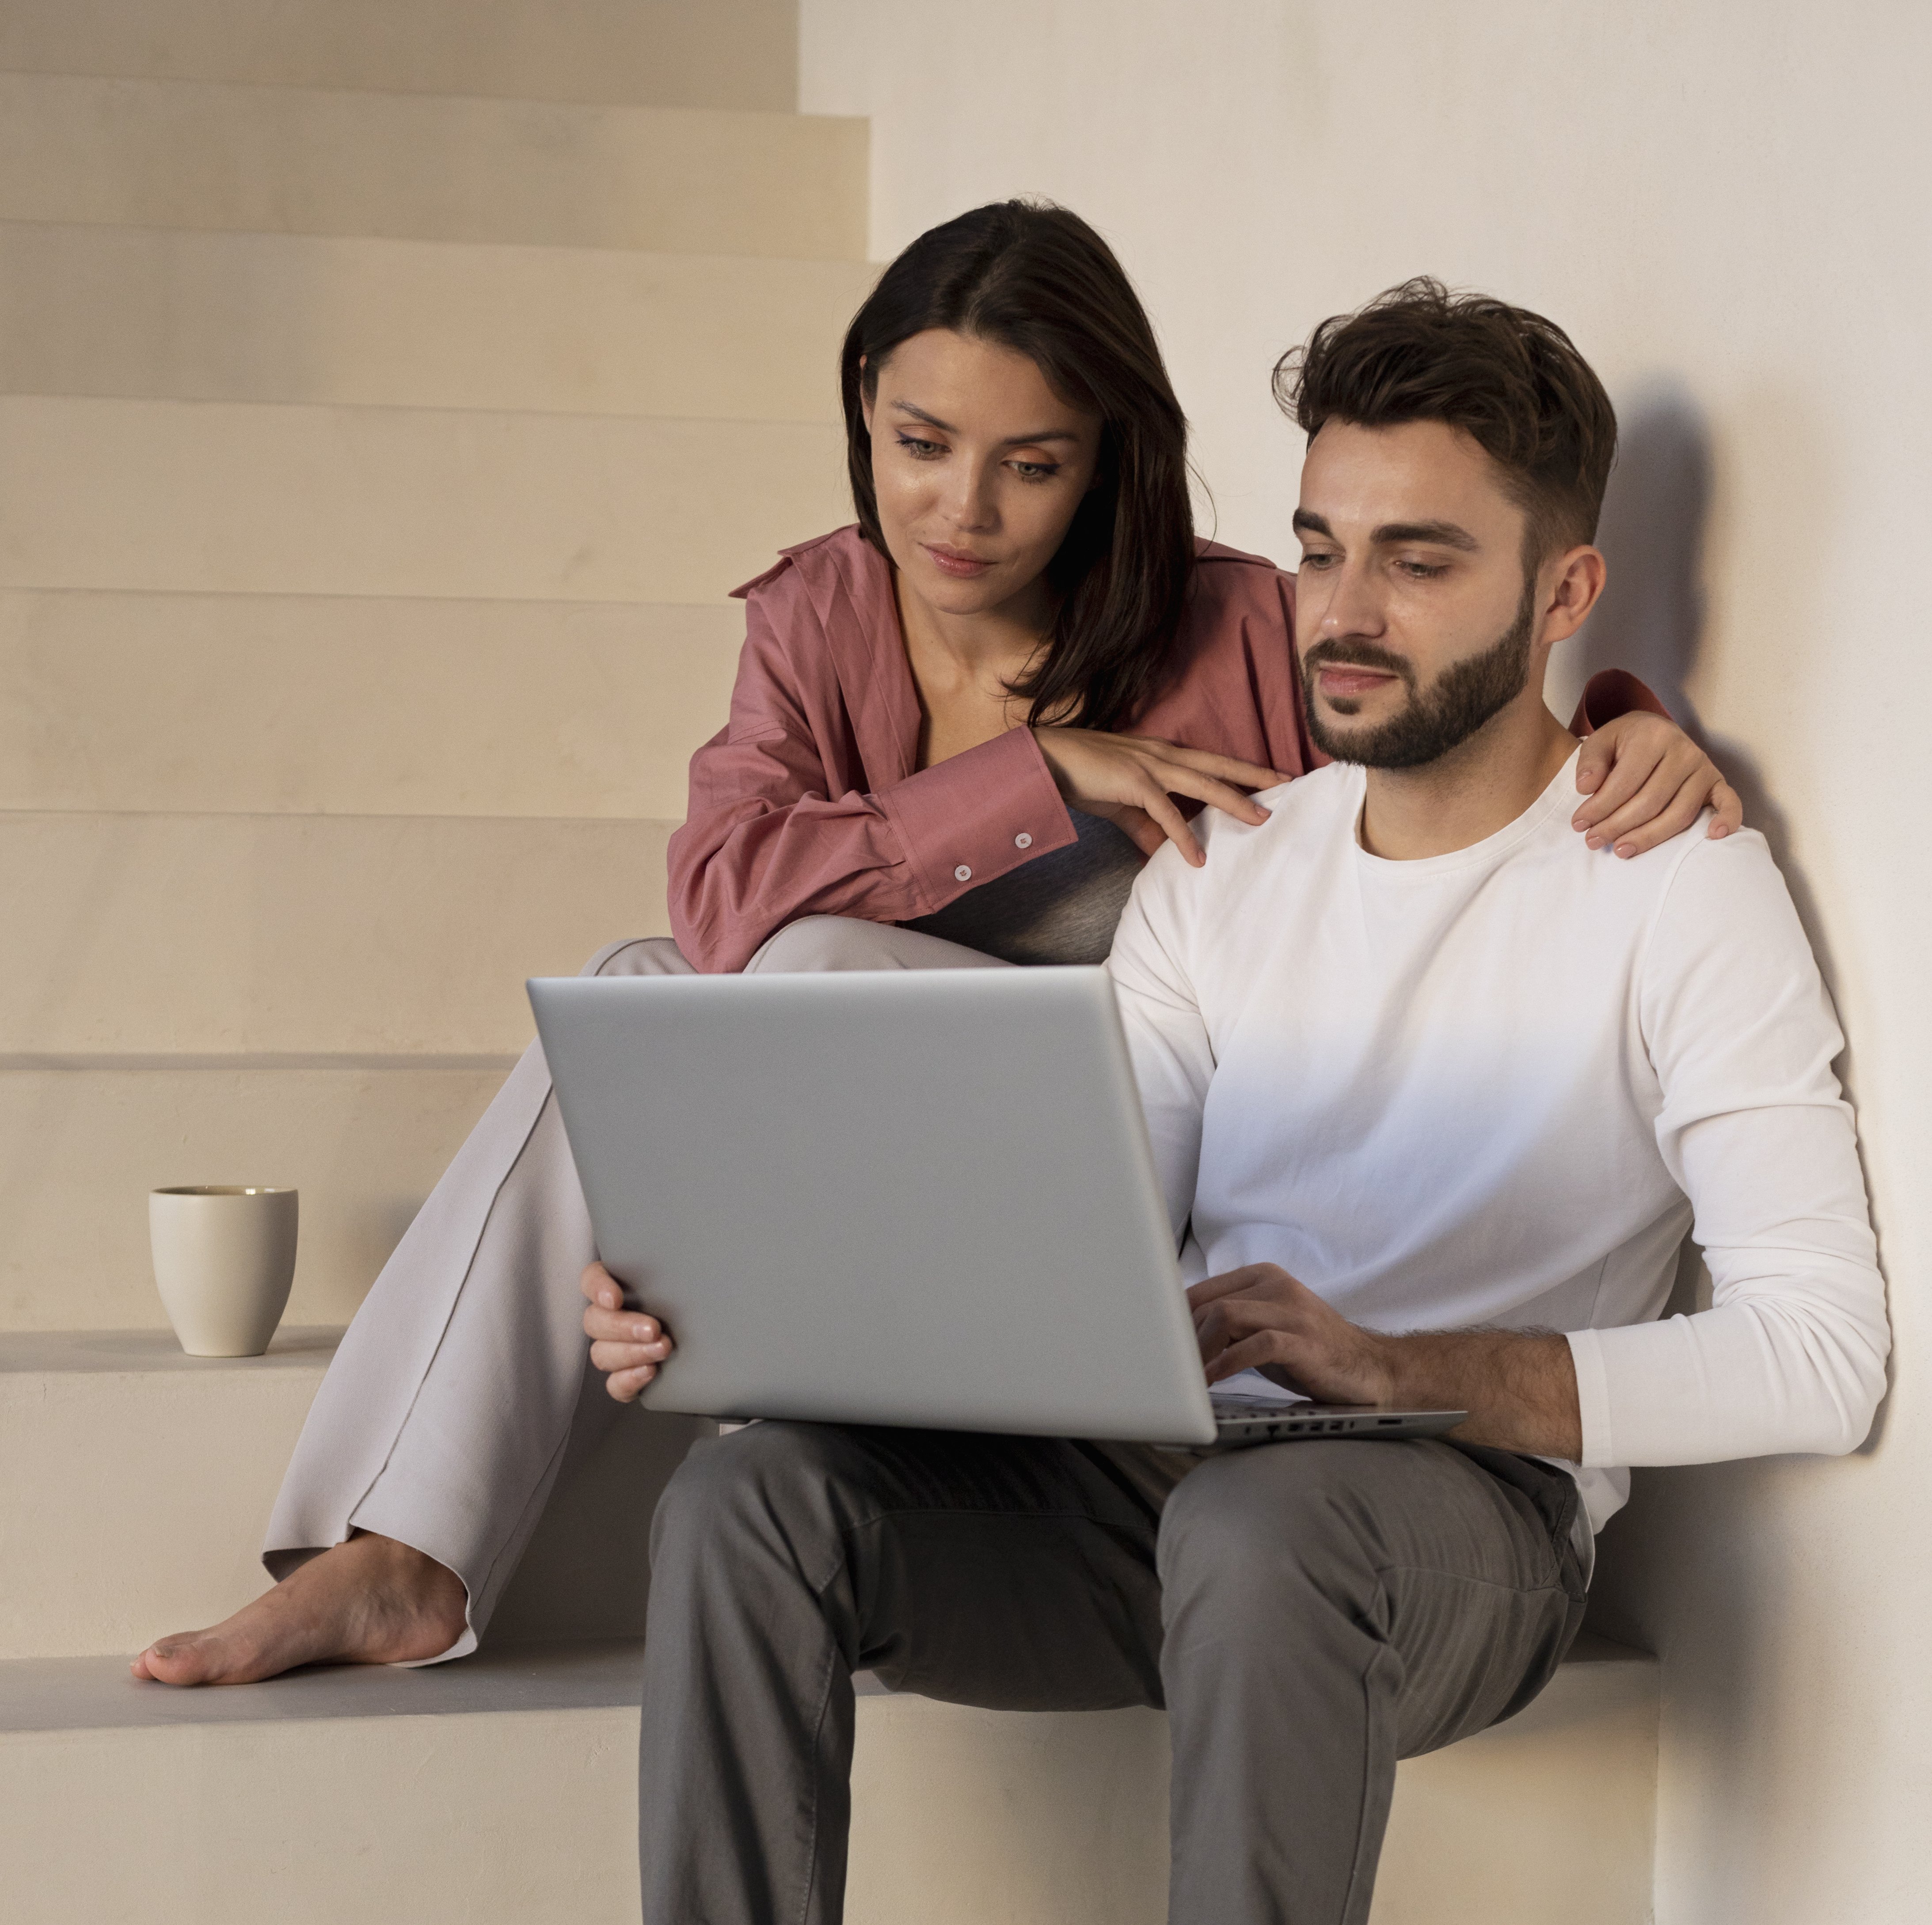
top-left (1570, 667), bottom-right (1673, 734)
top-left (666, 602), bottom-right (1075, 973)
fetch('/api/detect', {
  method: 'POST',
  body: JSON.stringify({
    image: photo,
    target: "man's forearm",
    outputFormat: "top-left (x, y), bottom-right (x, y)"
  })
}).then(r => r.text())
top-left (1377, 1330), bottom-right (1582, 1458)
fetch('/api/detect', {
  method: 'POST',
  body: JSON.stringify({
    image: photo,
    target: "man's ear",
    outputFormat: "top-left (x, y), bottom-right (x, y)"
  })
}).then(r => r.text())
top-left (1538, 545), bottom-right (1608, 647)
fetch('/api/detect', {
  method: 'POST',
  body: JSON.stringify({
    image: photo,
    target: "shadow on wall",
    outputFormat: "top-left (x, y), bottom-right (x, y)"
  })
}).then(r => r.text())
top-left (1586, 385), bottom-right (1889, 1729)
top-left (1581, 382), bottom-right (1842, 1015)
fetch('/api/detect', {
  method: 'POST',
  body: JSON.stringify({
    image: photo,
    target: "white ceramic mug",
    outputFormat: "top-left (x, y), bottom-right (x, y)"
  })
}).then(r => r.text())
top-left (149, 1186), bottom-right (299, 1358)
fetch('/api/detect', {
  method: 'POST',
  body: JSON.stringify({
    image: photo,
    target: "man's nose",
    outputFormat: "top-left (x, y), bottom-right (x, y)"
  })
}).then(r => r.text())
top-left (1313, 559), bottom-right (1386, 639)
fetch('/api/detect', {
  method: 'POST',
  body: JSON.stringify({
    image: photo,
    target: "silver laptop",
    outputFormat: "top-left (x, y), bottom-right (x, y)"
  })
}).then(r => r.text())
top-left (528, 967), bottom-right (1464, 1449)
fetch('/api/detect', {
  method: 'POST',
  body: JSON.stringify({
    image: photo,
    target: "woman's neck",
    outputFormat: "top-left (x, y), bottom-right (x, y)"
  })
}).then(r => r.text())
top-left (893, 567), bottom-right (1055, 681)
top-left (894, 568), bottom-right (1057, 770)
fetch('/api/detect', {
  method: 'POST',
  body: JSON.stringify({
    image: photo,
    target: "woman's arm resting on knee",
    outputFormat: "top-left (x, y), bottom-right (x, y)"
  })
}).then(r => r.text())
top-left (582, 1263), bottom-right (675, 1404)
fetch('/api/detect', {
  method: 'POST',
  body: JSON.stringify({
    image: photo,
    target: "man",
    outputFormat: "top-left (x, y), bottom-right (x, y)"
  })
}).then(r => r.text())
top-left (605, 280), bottom-right (1888, 1924)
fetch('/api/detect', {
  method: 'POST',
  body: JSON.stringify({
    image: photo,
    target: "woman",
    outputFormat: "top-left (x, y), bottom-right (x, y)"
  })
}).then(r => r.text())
top-left (134, 202), bottom-right (1734, 1685)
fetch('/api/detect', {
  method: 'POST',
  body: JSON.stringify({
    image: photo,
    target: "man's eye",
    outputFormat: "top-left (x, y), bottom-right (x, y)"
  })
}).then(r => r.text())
top-left (1399, 560), bottom-right (1449, 580)
top-left (1300, 550), bottom-right (1339, 570)
top-left (895, 435), bottom-right (944, 459)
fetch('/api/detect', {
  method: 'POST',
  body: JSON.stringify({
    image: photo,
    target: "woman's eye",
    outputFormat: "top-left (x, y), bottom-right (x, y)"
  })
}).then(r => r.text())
top-left (895, 435), bottom-right (945, 460)
top-left (1009, 460), bottom-right (1062, 483)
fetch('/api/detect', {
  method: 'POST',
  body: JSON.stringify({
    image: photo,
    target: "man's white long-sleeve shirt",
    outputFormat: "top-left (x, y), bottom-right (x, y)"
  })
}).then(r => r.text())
top-left (1107, 749), bottom-right (1889, 1535)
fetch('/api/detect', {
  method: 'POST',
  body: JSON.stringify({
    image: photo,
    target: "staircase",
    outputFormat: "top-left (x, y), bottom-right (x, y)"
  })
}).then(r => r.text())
top-left (0, 6), bottom-right (1661, 1920)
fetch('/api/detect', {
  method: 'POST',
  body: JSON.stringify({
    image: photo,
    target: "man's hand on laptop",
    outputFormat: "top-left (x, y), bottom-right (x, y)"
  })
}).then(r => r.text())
top-left (1188, 1266), bottom-right (1584, 1459)
top-left (582, 1262), bottom-right (675, 1404)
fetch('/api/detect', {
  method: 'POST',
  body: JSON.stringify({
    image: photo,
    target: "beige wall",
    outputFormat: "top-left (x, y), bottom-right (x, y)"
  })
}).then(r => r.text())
top-left (801, 3), bottom-right (1930, 1918)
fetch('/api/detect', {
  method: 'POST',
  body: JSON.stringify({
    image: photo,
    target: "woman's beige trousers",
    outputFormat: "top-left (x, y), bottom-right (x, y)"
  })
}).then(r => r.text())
top-left (263, 918), bottom-right (1005, 1660)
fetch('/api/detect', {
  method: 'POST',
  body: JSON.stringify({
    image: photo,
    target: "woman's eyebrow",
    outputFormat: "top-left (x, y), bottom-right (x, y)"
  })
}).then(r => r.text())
top-left (886, 398), bottom-right (1081, 445)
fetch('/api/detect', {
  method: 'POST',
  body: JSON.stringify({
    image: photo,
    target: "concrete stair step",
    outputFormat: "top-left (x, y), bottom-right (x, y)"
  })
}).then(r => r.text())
top-left (0, 1061), bottom-right (517, 1331)
top-left (0, 1328), bottom-right (702, 1660)
top-left (0, 810), bottom-right (673, 1058)
top-left (0, 72), bottom-right (866, 258)
top-left (0, 395), bottom-right (848, 603)
top-left (0, 590), bottom-right (739, 820)
top-left (0, 1634), bottom-right (1658, 1924)
top-left (0, 223), bottom-right (870, 422)
top-left (0, 0), bottom-right (798, 111)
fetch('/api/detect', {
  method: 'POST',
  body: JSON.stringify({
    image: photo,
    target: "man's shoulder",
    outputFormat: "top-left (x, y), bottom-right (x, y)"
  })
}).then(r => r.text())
top-left (1140, 764), bottom-right (1361, 913)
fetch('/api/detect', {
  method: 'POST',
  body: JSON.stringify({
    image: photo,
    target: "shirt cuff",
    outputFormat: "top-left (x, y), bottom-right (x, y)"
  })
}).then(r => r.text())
top-left (1567, 1327), bottom-right (1616, 1468)
top-left (875, 727), bottom-right (1076, 913)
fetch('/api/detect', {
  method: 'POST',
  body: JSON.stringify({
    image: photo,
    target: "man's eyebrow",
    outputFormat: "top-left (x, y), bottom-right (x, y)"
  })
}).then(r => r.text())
top-left (887, 399), bottom-right (1081, 445)
top-left (1290, 510), bottom-right (1481, 552)
top-left (1372, 519), bottom-right (1479, 551)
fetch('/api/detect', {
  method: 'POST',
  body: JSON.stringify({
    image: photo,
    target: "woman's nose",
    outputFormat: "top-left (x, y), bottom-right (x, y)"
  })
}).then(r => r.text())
top-left (944, 459), bottom-right (998, 532)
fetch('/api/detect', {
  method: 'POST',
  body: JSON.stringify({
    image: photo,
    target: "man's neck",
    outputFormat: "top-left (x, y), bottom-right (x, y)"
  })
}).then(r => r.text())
top-left (1357, 690), bottom-right (1577, 861)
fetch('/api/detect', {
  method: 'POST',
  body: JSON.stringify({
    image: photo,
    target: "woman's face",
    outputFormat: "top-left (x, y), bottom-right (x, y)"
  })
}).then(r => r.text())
top-left (861, 328), bottom-right (1103, 629)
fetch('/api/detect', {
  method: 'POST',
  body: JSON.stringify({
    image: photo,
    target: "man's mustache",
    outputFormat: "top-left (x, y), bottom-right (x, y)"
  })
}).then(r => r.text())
top-left (1301, 639), bottom-right (1416, 689)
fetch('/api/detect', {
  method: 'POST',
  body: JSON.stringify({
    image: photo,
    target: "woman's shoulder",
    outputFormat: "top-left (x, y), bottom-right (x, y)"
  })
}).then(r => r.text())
top-left (1185, 538), bottom-right (1295, 617)
top-left (731, 524), bottom-right (882, 615)
top-left (1163, 538), bottom-right (1297, 670)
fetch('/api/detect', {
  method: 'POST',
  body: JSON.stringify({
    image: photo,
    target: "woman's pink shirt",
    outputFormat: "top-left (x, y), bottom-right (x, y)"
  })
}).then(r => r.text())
top-left (667, 524), bottom-right (1662, 974)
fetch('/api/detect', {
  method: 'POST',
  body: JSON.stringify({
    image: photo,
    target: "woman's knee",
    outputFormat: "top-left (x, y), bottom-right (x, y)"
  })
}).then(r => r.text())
top-left (581, 936), bottom-right (693, 978)
top-left (745, 915), bottom-right (892, 974)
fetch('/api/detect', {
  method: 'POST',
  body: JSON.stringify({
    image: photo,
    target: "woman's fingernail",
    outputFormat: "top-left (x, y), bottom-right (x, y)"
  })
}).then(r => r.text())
top-left (1616, 842), bottom-right (1635, 859)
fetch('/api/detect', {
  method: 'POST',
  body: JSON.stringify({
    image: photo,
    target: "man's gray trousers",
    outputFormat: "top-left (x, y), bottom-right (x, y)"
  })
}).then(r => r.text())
top-left (637, 1419), bottom-right (1588, 1925)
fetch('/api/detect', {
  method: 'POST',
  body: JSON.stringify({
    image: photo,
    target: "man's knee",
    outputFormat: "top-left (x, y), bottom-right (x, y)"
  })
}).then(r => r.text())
top-left (648, 1420), bottom-right (848, 1575)
top-left (1158, 1441), bottom-right (1404, 1620)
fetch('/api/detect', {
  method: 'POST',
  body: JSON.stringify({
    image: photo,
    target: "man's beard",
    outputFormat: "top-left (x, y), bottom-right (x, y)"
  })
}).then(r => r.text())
top-left (1303, 577), bottom-right (1538, 770)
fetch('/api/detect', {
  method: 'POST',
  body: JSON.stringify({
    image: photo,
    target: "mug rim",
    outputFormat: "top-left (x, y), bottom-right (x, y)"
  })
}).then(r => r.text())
top-left (151, 1185), bottom-right (297, 1197)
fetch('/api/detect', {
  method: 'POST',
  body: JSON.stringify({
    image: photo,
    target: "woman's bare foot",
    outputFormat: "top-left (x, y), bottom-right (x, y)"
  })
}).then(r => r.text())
top-left (130, 1531), bottom-right (469, 1686)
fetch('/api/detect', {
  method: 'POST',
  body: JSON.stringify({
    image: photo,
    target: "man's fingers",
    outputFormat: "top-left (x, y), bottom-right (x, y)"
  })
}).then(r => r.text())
top-left (1204, 1331), bottom-right (1305, 1388)
top-left (580, 1262), bottom-right (623, 1309)
top-left (602, 1363), bottom-right (657, 1404)
top-left (583, 1302), bottom-right (663, 1345)
top-left (590, 1336), bottom-right (668, 1377)
top-left (1186, 1264), bottom-right (1295, 1309)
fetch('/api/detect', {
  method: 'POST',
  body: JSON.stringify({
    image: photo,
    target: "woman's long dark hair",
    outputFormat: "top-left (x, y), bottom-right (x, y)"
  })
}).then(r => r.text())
top-left (840, 200), bottom-right (1195, 733)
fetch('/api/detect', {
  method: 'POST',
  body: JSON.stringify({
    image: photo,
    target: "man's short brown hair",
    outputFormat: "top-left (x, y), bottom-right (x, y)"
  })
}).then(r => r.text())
top-left (1274, 278), bottom-right (1618, 567)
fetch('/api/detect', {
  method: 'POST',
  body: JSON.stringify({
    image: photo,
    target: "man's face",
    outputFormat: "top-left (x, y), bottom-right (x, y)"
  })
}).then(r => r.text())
top-left (1292, 419), bottom-right (1547, 768)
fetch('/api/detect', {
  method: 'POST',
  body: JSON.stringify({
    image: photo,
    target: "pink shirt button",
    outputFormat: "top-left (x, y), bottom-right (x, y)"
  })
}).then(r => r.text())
top-left (954, 864), bottom-right (973, 882)
top-left (1015, 833), bottom-right (1033, 849)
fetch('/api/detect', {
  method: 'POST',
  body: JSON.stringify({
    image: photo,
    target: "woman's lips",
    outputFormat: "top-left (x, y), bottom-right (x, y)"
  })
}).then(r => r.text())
top-left (923, 544), bottom-right (995, 578)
